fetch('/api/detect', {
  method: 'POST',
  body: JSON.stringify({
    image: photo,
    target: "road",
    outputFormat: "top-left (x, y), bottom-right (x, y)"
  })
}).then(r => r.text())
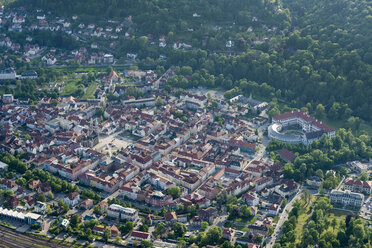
top-left (0, 225), bottom-right (70, 248)
top-left (266, 188), bottom-right (303, 248)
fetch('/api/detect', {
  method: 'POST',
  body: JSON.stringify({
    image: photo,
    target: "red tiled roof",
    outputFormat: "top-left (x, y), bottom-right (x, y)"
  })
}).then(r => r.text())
top-left (273, 111), bottom-right (334, 133)
top-left (131, 231), bottom-right (150, 239)
top-left (277, 148), bottom-right (295, 162)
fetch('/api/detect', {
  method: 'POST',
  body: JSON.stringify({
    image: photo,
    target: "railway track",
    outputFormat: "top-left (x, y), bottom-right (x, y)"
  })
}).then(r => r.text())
top-left (0, 226), bottom-right (70, 248)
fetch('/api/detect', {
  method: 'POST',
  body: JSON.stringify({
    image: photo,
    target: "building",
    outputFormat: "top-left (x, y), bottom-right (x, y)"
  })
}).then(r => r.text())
top-left (198, 207), bottom-right (218, 223)
top-left (21, 72), bottom-right (38, 79)
top-left (0, 68), bottom-right (16, 80)
top-left (223, 228), bottom-right (235, 241)
top-left (2, 94), bottom-right (14, 104)
top-left (107, 204), bottom-right (138, 221)
top-left (306, 176), bottom-right (323, 188)
top-left (34, 201), bottom-right (47, 214)
top-left (268, 204), bottom-right (280, 216)
top-left (103, 54), bottom-right (114, 64)
top-left (247, 224), bottom-right (268, 236)
top-left (329, 190), bottom-right (364, 208)
top-left (268, 110), bottom-right (335, 145)
top-left (130, 231), bottom-right (150, 242)
top-left (277, 148), bottom-right (296, 163)
top-left (242, 193), bottom-right (259, 206)
top-left (348, 161), bottom-right (369, 173)
top-left (63, 192), bottom-right (80, 207)
top-left (0, 207), bottom-right (42, 226)
top-left (344, 178), bottom-right (371, 195)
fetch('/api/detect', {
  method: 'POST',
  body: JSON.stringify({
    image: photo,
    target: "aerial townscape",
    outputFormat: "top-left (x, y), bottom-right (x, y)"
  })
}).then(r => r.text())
top-left (0, 0), bottom-right (371, 248)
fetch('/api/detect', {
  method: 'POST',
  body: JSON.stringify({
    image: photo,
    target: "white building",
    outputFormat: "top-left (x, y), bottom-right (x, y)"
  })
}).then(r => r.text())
top-left (107, 204), bottom-right (138, 221)
top-left (268, 110), bottom-right (335, 145)
top-left (329, 190), bottom-right (364, 208)
top-left (0, 68), bottom-right (16, 80)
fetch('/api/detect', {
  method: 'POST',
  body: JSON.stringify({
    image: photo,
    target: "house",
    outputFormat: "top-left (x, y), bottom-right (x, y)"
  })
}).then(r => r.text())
top-left (198, 207), bottom-right (218, 223)
top-left (344, 178), bottom-right (371, 195)
top-left (247, 224), bottom-right (268, 236)
top-left (93, 225), bottom-right (106, 235)
top-left (80, 199), bottom-right (94, 209)
top-left (164, 211), bottom-right (177, 224)
top-left (91, 42), bottom-right (98, 49)
top-left (223, 228), bottom-right (235, 241)
top-left (96, 201), bottom-right (108, 213)
top-left (42, 53), bottom-right (57, 65)
top-left (7, 195), bottom-right (18, 208)
top-left (63, 192), bottom-right (80, 207)
top-left (255, 177), bottom-right (273, 192)
top-left (268, 204), bottom-right (280, 216)
top-left (24, 195), bottom-right (35, 209)
top-left (34, 201), bottom-right (47, 214)
top-left (242, 193), bottom-right (259, 206)
top-left (0, 179), bottom-right (18, 191)
top-left (306, 176), bottom-right (323, 188)
top-left (38, 182), bottom-right (51, 194)
top-left (277, 148), bottom-right (296, 163)
top-left (127, 53), bottom-right (138, 59)
top-left (130, 231), bottom-right (150, 242)
top-left (58, 219), bottom-right (69, 228)
top-left (110, 225), bottom-right (120, 237)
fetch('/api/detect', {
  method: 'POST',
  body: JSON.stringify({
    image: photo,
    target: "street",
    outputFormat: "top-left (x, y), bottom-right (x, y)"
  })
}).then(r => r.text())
top-left (266, 188), bottom-right (303, 248)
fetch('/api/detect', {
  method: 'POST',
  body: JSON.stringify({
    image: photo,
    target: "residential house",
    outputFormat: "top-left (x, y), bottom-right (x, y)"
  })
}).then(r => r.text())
top-left (63, 192), bottom-right (80, 207)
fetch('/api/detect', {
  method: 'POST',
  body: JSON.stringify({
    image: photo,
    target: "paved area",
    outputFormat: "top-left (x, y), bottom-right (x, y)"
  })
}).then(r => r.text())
top-left (94, 131), bottom-right (134, 155)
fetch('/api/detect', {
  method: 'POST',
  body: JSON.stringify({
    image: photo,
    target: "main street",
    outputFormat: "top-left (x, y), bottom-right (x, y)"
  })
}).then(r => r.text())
top-left (266, 187), bottom-right (303, 248)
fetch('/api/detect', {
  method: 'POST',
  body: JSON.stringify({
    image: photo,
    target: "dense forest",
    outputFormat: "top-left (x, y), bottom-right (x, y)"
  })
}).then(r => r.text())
top-left (10, 0), bottom-right (372, 122)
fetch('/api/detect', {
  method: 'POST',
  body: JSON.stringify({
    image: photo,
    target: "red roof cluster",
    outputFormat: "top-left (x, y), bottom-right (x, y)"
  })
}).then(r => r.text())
top-left (273, 110), bottom-right (334, 133)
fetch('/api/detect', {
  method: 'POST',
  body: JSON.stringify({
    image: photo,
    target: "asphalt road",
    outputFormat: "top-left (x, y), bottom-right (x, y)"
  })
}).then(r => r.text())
top-left (266, 188), bottom-right (303, 248)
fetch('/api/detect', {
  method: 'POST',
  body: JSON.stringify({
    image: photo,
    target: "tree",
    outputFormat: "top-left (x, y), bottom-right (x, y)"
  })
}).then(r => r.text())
top-left (139, 224), bottom-right (149, 232)
top-left (331, 218), bottom-right (337, 231)
top-left (240, 205), bottom-right (253, 218)
top-left (315, 104), bottom-right (326, 120)
top-left (168, 186), bottom-right (181, 199)
top-left (47, 192), bottom-right (54, 199)
top-left (205, 226), bottom-right (222, 245)
top-left (221, 240), bottom-right (234, 248)
top-left (201, 221), bottom-right (209, 230)
top-left (360, 172), bottom-right (368, 181)
top-left (154, 222), bottom-right (165, 237)
top-left (347, 116), bottom-right (361, 131)
top-left (155, 97), bottom-right (164, 107)
top-left (103, 229), bottom-right (110, 242)
top-left (71, 214), bottom-right (80, 227)
top-left (315, 169), bottom-right (324, 179)
top-left (37, 194), bottom-right (46, 202)
top-left (141, 240), bottom-right (153, 248)
top-left (172, 222), bottom-right (186, 238)
top-left (93, 205), bottom-right (100, 215)
top-left (121, 221), bottom-right (134, 235)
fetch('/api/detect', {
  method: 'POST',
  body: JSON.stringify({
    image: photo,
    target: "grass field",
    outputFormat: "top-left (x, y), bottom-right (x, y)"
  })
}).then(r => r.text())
top-left (324, 118), bottom-right (372, 136)
top-left (62, 80), bottom-right (80, 96)
top-left (83, 82), bottom-right (98, 99)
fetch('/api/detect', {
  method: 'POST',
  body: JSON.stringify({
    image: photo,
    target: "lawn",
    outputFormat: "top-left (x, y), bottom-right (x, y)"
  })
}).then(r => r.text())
top-left (83, 82), bottom-right (98, 100)
top-left (294, 195), bottom-right (317, 244)
top-left (324, 118), bottom-right (372, 136)
top-left (62, 80), bottom-right (79, 96)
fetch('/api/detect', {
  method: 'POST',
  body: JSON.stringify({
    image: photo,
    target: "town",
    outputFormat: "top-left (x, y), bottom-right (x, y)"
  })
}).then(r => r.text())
top-left (0, 2), bottom-right (372, 248)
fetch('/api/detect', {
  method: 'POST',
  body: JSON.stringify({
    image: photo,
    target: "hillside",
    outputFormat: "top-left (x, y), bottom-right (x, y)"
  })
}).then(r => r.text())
top-left (7, 0), bottom-right (372, 122)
